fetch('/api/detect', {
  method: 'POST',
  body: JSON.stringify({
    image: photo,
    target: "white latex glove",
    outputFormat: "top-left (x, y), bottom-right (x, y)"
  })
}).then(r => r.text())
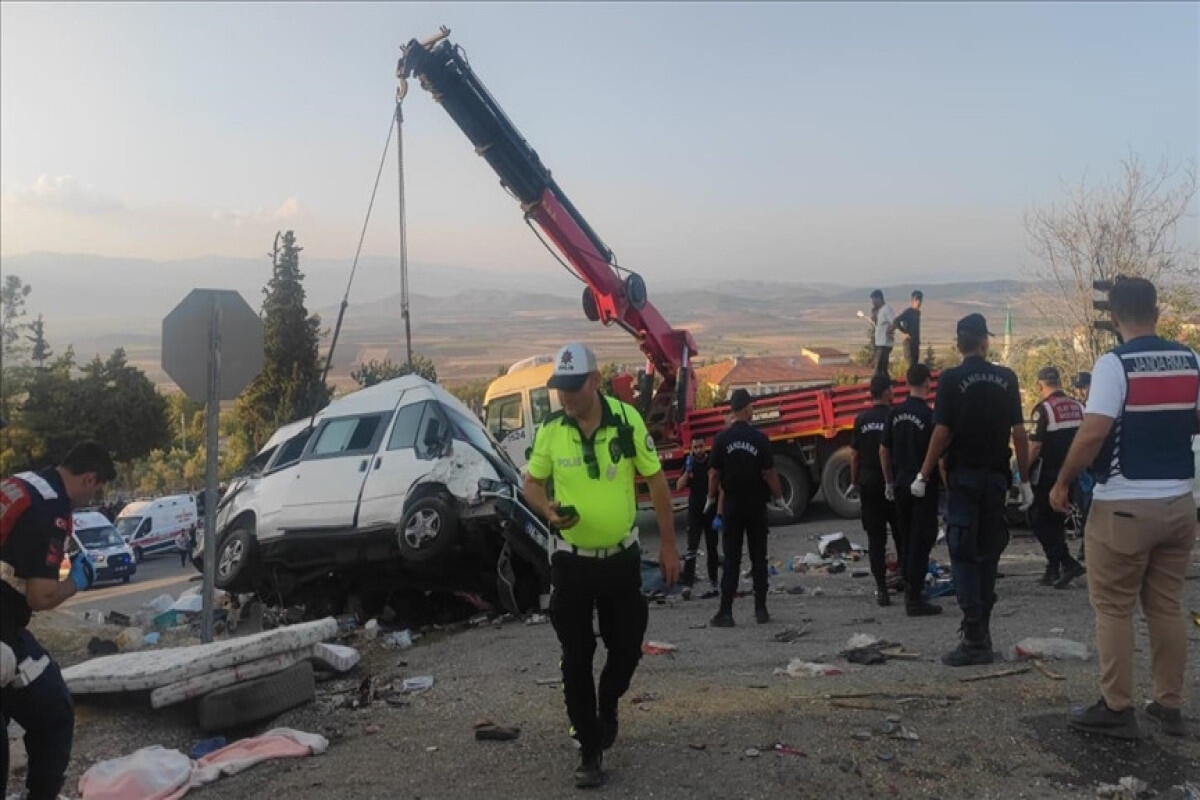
top-left (884, 483), bottom-right (896, 502)
top-left (768, 497), bottom-right (788, 512)
top-left (0, 641), bottom-right (15, 688)
top-left (1018, 482), bottom-right (1035, 511)
top-left (703, 496), bottom-right (716, 515)
top-left (909, 474), bottom-right (927, 498)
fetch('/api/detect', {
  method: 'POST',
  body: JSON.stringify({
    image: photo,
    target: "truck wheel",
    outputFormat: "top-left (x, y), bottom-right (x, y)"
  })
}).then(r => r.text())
top-left (772, 456), bottom-right (810, 522)
top-left (398, 493), bottom-right (460, 564)
top-left (215, 524), bottom-right (256, 592)
top-left (822, 447), bottom-right (861, 519)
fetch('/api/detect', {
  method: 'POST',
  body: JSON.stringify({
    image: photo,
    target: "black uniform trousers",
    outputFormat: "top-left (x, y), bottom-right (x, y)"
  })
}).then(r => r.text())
top-left (874, 345), bottom-right (893, 377)
top-left (904, 338), bottom-right (920, 370)
top-left (719, 501), bottom-right (769, 612)
top-left (859, 476), bottom-right (901, 591)
top-left (1032, 478), bottom-right (1075, 571)
top-left (548, 545), bottom-right (648, 759)
top-left (1, 629), bottom-right (74, 800)
top-left (893, 485), bottom-right (938, 605)
top-left (681, 506), bottom-right (719, 588)
top-left (945, 468), bottom-right (1010, 639)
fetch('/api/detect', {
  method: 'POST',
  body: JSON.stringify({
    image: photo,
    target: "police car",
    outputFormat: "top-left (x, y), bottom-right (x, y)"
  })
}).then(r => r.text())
top-left (68, 511), bottom-right (137, 585)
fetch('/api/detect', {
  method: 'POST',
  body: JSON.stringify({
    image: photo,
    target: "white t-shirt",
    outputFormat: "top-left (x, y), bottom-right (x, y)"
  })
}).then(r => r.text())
top-left (1087, 348), bottom-right (1200, 501)
top-left (874, 305), bottom-right (896, 347)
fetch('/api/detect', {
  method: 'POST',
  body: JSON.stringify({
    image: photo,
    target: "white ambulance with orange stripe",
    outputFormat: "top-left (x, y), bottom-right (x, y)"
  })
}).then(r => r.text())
top-left (114, 494), bottom-right (198, 562)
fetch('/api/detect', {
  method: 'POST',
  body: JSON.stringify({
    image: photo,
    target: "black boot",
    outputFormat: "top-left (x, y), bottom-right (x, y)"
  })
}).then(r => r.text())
top-left (942, 620), bottom-right (993, 667)
top-left (574, 753), bottom-right (605, 788)
top-left (1054, 559), bottom-right (1085, 590)
top-left (1038, 563), bottom-right (1059, 586)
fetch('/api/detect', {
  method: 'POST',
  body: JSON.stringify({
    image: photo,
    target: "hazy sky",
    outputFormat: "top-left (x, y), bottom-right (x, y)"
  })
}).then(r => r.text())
top-left (1, 2), bottom-right (1196, 284)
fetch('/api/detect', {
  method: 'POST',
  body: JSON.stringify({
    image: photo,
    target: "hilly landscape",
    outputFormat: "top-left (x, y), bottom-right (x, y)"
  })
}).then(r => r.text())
top-left (2, 251), bottom-right (1045, 392)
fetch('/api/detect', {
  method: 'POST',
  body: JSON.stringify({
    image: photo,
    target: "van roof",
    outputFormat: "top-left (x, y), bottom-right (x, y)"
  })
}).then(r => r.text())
top-left (485, 361), bottom-right (555, 404)
top-left (72, 511), bottom-right (113, 530)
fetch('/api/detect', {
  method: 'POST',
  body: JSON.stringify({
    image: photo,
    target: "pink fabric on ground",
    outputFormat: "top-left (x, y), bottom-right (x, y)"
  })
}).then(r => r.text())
top-left (78, 728), bottom-right (328, 800)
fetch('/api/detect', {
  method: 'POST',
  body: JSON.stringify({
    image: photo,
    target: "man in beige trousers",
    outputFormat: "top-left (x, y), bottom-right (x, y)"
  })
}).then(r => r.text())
top-left (1051, 277), bottom-right (1198, 739)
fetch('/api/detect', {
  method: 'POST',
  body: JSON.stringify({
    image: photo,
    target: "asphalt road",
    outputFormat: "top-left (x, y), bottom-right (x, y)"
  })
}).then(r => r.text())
top-left (59, 549), bottom-right (199, 617)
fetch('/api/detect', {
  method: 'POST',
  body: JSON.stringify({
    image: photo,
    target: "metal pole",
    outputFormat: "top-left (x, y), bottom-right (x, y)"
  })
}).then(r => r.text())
top-left (396, 101), bottom-right (414, 367)
top-left (201, 295), bottom-right (222, 642)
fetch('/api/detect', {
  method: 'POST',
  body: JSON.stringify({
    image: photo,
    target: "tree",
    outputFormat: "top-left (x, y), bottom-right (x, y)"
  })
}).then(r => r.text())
top-left (25, 315), bottom-right (52, 368)
top-left (1025, 156), bottom-right (1198, 368)
top-left (237, 230), bottom-right (329, 449)
top-left (351, 354), bottom-right (437, 388)
top-left (1, 274), bottom-right (32, 362)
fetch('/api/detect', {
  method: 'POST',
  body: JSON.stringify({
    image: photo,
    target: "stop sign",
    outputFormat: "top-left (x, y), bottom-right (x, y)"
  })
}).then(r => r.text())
top-left (162, 289), bottom-right (264, 402)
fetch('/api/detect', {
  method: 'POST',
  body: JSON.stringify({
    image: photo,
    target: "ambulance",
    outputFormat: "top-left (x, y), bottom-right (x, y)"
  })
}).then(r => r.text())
top-left (115, 494), bottom-right (198, 562)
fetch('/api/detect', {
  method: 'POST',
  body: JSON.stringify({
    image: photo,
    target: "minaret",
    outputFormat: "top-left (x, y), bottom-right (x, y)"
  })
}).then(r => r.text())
top-left (1002, 307), bottom-right (1013, 363)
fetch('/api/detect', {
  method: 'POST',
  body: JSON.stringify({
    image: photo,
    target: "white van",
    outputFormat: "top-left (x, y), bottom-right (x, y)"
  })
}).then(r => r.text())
top-left (69, 511), bottom-right (137, 585)
top-left (115, 494), bottom-right (198, 562)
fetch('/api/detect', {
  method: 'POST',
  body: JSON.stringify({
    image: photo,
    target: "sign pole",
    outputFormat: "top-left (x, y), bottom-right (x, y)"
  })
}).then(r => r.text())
top-left (202, 294), bottom-right (222, 642)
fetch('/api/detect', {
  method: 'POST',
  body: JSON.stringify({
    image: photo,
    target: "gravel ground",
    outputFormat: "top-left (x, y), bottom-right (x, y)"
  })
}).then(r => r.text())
top-left (17, 508), bottom-right (1200, 799)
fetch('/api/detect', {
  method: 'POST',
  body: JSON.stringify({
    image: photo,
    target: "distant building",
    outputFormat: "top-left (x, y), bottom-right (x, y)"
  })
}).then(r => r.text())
top-left (693, 350), bottom-right (861, 400)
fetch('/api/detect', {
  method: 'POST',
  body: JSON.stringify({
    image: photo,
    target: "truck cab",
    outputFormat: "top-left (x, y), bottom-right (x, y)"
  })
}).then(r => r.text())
top-left (483, 355), bottom-right (561, 468)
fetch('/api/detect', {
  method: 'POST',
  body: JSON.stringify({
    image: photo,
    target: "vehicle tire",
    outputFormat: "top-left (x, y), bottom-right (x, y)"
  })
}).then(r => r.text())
top-left (772, 456), bottom-right (810, 522)
top-left (215, 524), bottom-right (256, 592)
top-left (196, 661), bottom-right (315, 733)
top-left (822, 447), bottom-right (861, 519)
top-left (398, 493), bottom-right (460, 564)
top-left (133, 547), bottom-right (144, 563)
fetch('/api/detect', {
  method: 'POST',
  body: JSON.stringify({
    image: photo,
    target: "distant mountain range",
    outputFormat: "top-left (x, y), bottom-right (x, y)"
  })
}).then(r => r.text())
top-left (2, 251), bottom-right (1040, 389)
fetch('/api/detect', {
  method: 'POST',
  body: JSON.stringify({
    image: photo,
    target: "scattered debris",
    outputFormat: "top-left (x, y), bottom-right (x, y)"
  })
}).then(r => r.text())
top-left (106, 611), bottom-right (132, 627)
top-left (401, 675), bottom-right (434, 694)
top-left (425, 746), bottom-right (439, 753)
top-left (642, 641), bottom-right (677, 656)
top-left (1011, 637), bottom-right (1089, 661)
top-left (958, 666), bottom-right (1032, 683)
top-left (744, 747), bottom-right (761, 758)
top-left (535, 678), bottom-right (560, 686)
top-left (116, 627), bottom-right (144, 652)
top-left (876, 751), bottom-right (895, 762)
top-left (771, 742), bottom-right (805, 757)
top-left (629, 692), bottom-right (658, 705)
top-left (475, 724), bottom-right (520, 741)
top-left (362, 619), bottom-right (380, 639)
top-left (772, 626), bottom-right (810, 643)
top-left (188, 737), bottom-right (226, 759)
top-left (775, 659), bottom-right (843, 678)
top-left (1031, 659), bottom-right (1065, 681)
top-left (524, 613), bottom-right (549, 626)
top-left (818, 533), bottom-right (853, 558)
top-left (889, 726), bottom-right (920, 742)
top-left (811, 588), bottom-right (825, 597)
top-left (364, 724), bottom-right (380, 736)
top-left (851, 730), bottom-right (872, 740)
top-left (826, 560), bottom-right (847, 575)
top-left (786, 586), bottom-right (807, 595)
top-left (381, 630), bottom-right (413, 650)
top-left (688, 742), bottom-right (707, 751)
top-left (1095, 776), bottom-right (1151, 799)
top-left (87, 637), bottom-right (118, 656)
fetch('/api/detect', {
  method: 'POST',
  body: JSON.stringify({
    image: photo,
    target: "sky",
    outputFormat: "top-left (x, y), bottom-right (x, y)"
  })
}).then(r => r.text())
top-left (1, 1), bottom-right (1196, 286)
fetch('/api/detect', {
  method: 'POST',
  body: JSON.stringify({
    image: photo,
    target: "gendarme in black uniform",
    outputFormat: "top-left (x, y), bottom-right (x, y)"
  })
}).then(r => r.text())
top-left (1028, 371), bottom-right (1084, 585)
top-left (882, 379), bottom-right (940, 614)
top-left (930, 314), bottom-right (1024, 663)
top-left (1, 468), bottom-right (76, 799)
top-left (711, 393), bottom-right (775, 622)
top-left (679, 446), bottom-right (719, 590)
top-left (851, 375), bottom-right (899, 602)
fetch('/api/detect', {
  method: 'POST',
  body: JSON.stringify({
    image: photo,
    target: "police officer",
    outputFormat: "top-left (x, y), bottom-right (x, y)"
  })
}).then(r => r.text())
top-left (1050, 278), bottom-right (1198, 739)
top-left (706, 389), bottom-right (785, 627)
top-left (852, 374), bottom-right (900, 606)
top-left (2, 442), bottom-right (115, 800)
top-left (911, 314), bottom-right (1033, 666)
top-left (1028, 365), bottom-right (1085, 588)
top-left (523, 343), bottom-right (679, 789)
top-left (880, 364), bottom-right (942, 616)
top-left (676, 436), bottom-right (720, 599)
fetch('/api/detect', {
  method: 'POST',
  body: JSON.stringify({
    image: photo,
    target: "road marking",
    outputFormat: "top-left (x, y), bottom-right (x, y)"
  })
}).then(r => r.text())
top-left (61, 572), bottom-right (195, 608)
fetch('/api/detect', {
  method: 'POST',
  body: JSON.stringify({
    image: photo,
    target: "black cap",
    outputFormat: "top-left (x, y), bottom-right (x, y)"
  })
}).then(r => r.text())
top-left (956, 313), bottom-right (995, 337)
top-left (729, 388), bottom-right (753, 412)
top-left (869, 374), bottom-right (892, 398)
top-left (1036, 366), bottom-right (1060, 384)
top-left (1073, 371), bottom-right (1092, 389)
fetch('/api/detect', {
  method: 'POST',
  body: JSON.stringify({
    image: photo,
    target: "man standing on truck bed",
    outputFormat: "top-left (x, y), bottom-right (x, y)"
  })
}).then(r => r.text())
top-left (706, 389), bottom-right (786, 627)
top-left (523, 343), bottom-right (680, 789)
top-left (891, 290), bottom-right (923, 370)
top-left (852, 374), bottom-right (901, 606)
top-left (870, 289), bottom-right (896, 378)
top-left (911, 313), bottom-right (1033, 666)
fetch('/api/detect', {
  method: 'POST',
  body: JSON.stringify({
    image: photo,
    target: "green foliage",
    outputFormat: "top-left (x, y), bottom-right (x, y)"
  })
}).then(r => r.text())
top-left (694, 380), bottom-right (723, 409)
top-left (351, 354), bottom-right (437, 388)
top-left (20, 347), bottom-right (170, 464)
top-left (1008, 336), bottom-right (1087, 411)
top-left (447, 375), bottom-right (494, 413)
top-left (237, 230), bottom-right (330, 450)
top-left (25, 315), bottom-right (52, 368)
top-left (1, 274), bottom-right (32, 362)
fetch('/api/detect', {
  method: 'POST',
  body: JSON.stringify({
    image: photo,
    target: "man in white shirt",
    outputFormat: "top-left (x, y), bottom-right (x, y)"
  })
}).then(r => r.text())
top-left (870, 289), bottom-right (896, 378)
top-left (1051, 277), bottom-right (1199, 740)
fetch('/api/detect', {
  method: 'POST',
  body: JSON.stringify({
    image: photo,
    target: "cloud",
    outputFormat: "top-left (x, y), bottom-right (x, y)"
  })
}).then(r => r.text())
top-left (2, 174), bottom-right (124, 214)
top-left (209, 196), bottom-right (305, 227)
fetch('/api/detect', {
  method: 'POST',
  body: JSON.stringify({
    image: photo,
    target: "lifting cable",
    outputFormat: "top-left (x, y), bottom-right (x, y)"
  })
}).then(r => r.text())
top-left (316, 106), bottom-right (400, 401)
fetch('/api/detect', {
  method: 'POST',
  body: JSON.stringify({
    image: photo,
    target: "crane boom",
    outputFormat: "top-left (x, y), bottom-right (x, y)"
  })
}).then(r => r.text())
top-left (397, 30), bottom-right (698, 438)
